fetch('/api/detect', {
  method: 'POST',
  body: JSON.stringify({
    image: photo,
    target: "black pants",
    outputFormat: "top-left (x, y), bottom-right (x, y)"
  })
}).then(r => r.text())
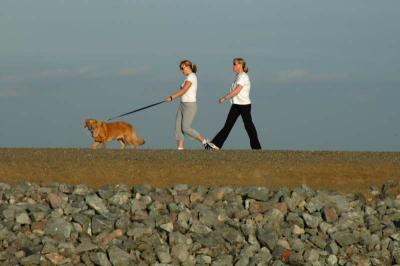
top-left (212, 104), bottom-right (261, 149)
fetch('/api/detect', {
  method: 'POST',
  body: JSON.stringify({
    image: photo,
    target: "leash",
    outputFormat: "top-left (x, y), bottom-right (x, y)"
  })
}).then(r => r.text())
top-left (107, 100), bottom-right (165, 121)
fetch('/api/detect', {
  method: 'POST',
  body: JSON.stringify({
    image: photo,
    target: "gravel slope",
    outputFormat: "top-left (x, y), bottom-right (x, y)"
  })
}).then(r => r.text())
top-left (0, 148), bottom-right (399, 194)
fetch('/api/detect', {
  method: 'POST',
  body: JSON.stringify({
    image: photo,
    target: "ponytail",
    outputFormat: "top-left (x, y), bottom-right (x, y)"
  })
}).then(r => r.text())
top-left (192, 64), bottom-right (197, 73)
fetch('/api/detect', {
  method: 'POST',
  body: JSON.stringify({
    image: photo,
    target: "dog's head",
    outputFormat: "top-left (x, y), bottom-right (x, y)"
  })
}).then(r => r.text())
top-left (84, 119), bottom-right (105, 139)
top-left (84, 119), bottom-right (98, 130)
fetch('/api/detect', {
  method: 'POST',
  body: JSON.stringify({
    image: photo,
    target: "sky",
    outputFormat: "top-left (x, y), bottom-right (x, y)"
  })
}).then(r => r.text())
top-left (0, 0), bottom-right (400, 151)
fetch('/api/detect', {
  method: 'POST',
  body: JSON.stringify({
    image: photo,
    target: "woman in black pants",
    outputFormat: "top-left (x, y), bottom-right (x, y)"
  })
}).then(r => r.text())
top-left (206, 58), bottom-right (261, 150)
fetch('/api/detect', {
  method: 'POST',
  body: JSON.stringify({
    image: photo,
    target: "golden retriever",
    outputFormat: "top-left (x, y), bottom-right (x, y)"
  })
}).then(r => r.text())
top-left (84, 118), bottom-right (145, 149)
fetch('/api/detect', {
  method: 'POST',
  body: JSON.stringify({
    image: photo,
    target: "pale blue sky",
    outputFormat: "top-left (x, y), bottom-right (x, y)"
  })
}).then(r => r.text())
top-left (1, 0), bottom-right (399, 150)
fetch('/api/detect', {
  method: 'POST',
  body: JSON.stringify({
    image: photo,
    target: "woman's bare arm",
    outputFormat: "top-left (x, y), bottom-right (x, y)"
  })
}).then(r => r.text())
top-left (219, 85), bottom-right (243, 103)
top-left (165, 81), bottom-right (192, 102)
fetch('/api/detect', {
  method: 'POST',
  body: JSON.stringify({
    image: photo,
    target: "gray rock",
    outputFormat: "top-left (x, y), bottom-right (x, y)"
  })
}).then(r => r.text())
top-left (212, 254), bottom-right (233, 266)
top-left (326, 241), bottom-right (339, 255)
top-left (286, 212), bottom-right (305, 228)
top-left (107, 245), bottom-right (132, 266)
top-left (171, 244), bottom-right (189, 263)
top-left (302, 213), bottom-right (322, 228)
top-left (326, 254), bottom-right (338, 266)
top-left (309, 235), bottom-right (327, 249)
top-left (159, 222), bottom-right (174, 233)
top-left (332, 231), bottom-right (358, 247)
top-left (304, 249), bottom-right (319, 263)
top-left (20, 254), bottom-right (41, 265)
top-left (190, 220), bottom-right (212, 234)
top-left (86, 194), bottom-right (109, 216)
top-left (75, 241), bottom-right (98, 253)
top-left (256, 228), bottom-right (278, 250)
top-left (91, 215), bottom-right (114, 235)
top-left (155, 244), bottom-right (172, 264)
top-left (108, 192), bottom-right (131, 206)
top-left (16, 212), bottom-right (31, 225)
top-left (288, 252), bottom-right (304, 265)
top-left (253, 247), bottom-right (273, 264)
top-left (89, 252), bottom-right (112, 266)
top-left (45, 217), bottom-right (72, 240)
top-left (245, 187), bottom-right (270, 202)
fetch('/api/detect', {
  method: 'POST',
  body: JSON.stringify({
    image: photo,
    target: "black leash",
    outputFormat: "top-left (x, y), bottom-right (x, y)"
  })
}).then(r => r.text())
top-left (107, 100), bottom-right (165, 121)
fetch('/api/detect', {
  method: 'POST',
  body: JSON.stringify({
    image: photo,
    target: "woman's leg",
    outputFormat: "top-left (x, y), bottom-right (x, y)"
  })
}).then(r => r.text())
top-left (175, 103), bottom-right (185, 149)
top-left (181, 102), bottom-right (204, 141)
top-left (239, 104), bottom-right (262, 149)
top-left (211, 105), bottom-right (241, 149)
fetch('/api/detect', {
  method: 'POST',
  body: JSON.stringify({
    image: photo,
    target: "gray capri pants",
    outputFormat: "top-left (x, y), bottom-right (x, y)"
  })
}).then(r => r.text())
top-left (175, 102), bottom-right (201, 140)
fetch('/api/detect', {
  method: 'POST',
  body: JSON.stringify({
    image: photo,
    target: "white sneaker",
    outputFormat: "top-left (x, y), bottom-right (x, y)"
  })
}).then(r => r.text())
top-left (205, 142), bottom-right (220, 150)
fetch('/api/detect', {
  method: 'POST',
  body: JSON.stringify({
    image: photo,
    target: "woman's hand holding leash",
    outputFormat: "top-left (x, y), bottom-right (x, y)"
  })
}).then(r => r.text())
top-left (165, 96), bottom-right (173, 103)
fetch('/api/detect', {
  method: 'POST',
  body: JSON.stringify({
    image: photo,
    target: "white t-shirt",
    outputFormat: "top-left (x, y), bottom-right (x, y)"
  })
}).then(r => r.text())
top-left (231, 72), bottom-right (251, 105)
top-left (181, 73), bottom-right (197, 102)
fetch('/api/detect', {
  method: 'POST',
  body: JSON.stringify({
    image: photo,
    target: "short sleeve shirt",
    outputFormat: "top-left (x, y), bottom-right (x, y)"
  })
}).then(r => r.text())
top-left (181, 73), bottom-right (197, 102)
top-left (231, 72), bottom-right (251, 105)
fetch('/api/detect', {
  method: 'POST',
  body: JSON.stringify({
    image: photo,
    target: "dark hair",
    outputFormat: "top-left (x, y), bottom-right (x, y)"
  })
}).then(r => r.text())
top-left (233, 58), bottom-right (248, 73)
top-left (180, 59), bottom-right (197, 73)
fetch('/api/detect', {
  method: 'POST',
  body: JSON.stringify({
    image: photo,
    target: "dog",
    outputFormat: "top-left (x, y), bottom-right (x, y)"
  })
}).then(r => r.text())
top-left (84, 118), bottom-right (145, 149)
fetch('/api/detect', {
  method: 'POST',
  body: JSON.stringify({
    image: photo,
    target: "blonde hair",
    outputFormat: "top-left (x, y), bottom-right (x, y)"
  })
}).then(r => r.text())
top-left (179, 59), bottom-right (197, 73)
top-left (233, 58), bottom-right (248, 73)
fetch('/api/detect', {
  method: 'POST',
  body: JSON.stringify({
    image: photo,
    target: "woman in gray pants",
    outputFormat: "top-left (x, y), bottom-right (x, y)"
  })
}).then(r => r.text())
top-left (165, 60), bottom-right (209, 150)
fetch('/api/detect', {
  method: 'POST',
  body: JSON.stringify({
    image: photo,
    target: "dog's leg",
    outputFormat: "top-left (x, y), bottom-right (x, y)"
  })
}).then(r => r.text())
top-left (119, 140), bottom-right (126, 150)
top-left (91, 142), bottom-right (100, 149)
top-left (102, 142), bottom-right (107, 149)
top-left (126, 137), bottom-right (137, 150)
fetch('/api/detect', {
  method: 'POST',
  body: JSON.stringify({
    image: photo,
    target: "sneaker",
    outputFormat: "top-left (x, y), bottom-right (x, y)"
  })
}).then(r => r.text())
top-left (202, 139), bottom-right (210, 148)
top-left (205, 142), bottom-right (220, 150)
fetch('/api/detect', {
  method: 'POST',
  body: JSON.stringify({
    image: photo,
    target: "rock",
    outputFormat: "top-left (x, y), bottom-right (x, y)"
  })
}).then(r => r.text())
top-left (288, 252), bottom-right (304, 265)
top-left (155, 244), bottom-right (172, 264)
top-left (212, 254), bottom-right (233, 266)
top-left (332, 231), bottom-right (358, 247)
top-left (326, 241), bottom-right (339, 255)
top-left (219, 226), bottom-right (245, 244)
top-left (47, 193), bottom-right (65, 209)
top-left (45, 253), bottom-right (70, 265)
top-left (272, 246), bottom-right (291, 262)
top-left (45, 217), bottom-right (72, 240)
top-left (20, 254), bottom-right (41, 265)
top-left (16, 212), bottom-right (31, 225)
top-left (245, 187), bottom-right (270, 202)
top-left (75, 241), bottom-right (98, 253)
top-left (171, 244), bottom-right (189, 263)
top-left (309, 235), bottom-right (327, 249)
top-left (159, 222), bottom-right (174, 233)
top-left (197, 255), bottom-right (212, 264)
top-left (86, 194), bottom-right (109, 216)
top-left (257, 228), bottom-right (278, 250)
top-left (89, 252), bottom-right (112, 266)
top-left (322, 207), bottom-right (338, 223)
top-left (302, 213), bottom-right (321, 228)
top-left (293, 224), bottom-right (305, 235)
top-left (108, 192), bottom-right (131, 205)
top-left (326, 254), bottom-right (338, 266)
top-left (248, 199), bottom-right (271, 213)
top-left (91, 215), bottom-right (114, 235)
top-left (190, 220), bottom-right (212, 234)
top-left (107, 245), bottom-right (132, 266)
top-left (286, 212), bottom-right (305, 228)
top-left (304, 249), bottom-right (319, 263)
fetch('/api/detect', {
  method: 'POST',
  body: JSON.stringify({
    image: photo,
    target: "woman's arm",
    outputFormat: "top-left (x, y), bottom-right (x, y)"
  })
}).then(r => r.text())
top-left (219, 85), bottom-right (243, 103)
top-left (165, 81), bottom-right (192, 102)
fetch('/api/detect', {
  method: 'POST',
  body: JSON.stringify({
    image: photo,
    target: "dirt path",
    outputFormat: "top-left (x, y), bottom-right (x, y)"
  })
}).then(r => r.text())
top-left (0, 148), bottom-right (399, 194)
